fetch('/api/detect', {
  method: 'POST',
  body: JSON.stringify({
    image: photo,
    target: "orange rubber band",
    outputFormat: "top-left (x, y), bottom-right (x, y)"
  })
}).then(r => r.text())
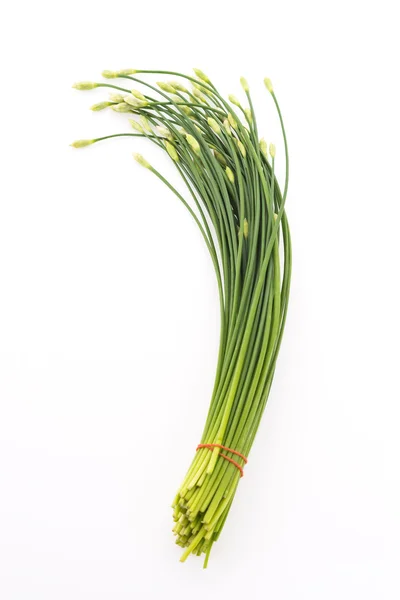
top-left (196, 443), bottom-right (248, 477)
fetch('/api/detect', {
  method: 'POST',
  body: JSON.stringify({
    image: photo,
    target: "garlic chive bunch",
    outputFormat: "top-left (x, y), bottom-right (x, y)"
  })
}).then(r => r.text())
top-left (72, 68), bottom-right (292, 567)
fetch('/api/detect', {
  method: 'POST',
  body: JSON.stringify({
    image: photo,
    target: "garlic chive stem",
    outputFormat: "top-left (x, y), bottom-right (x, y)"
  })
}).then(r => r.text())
top-left (244, 91), bottom-right (259, 140)
top-left (73, 68), bottom-right (291, 567)
top-left (95, 83), bottom-right (131, 93)
top-left (133, 69), bottom-right (217, 94)
top-left (93, 133), bottom-right (150, 143)
top-left (271, 92), bottom-right (289, 202)
top-left (148, 168), bottom-right (223, 290)
top-left (143, 100), bottom-right (226, 115)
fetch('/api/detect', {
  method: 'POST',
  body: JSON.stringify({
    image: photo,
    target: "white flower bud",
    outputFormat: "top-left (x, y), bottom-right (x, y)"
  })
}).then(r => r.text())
top-left (244, 108), bottom-right (253, 123)
top-left (237, 140), bottom-right (246, 158)
top-left (193, 68), bottom-right (210, 83)
top-left (244, 218), bottom-right (249, 238)
top-left (130, 89), bottom-right (146, 101)
top-left (156, 125), bottom-right (173, 140)
top-left (139, 115), bottom-right (152, 132)
top-left (169, 81), bottom-right (187, 92)
top-left (192, 87), bottom-right (207, 103)
top-left (70, 139), bottom-right (95, 148)
top-left (228, 94), bottom-right (241, 107)
top-left (157, 81), bottom-right (176, 93)
top-left (117, 69), bottom-right (137, 76)
top-left (193, 81), bottom-right (212, 97)
top-left (90, 101), bottom-right (112, 111)
top-left (129, 119), bottom-right (144, 133)
top-left (264, 78), bottom-right (274, 93)
top-left (133, 153), bottom-right (151, 168)
top-left (228, 113), bottom-right (237, 129)
top-left (223, 119), bottom-right (232, 136)
top-left (165, 141), bottom-right (179, 162)
top-left (102, 70), bottom-right (118, 79)
top-left (111, 102), bottom-right (132, 113)
top-left (186, 134), bottom-right (201, 155)
top-left (269, 143), bottom-right (276, 158)
top-left (225, 166), bottom-right (235, 183)
top-left (260, 138), bottom-right (268, 157)
top-left (214, 150), bottom-right (227, 166)
top-left (240, 77), bottom-right (249, 92)
top-left (72, 81), bottom-right (98, 90)
top-left (109, 93), bottom-right (124, 103)
top-left (181, 106), bottom-right (193, 116)
top-left (124, 95), bottom-right (146, 107)
top-left (207, 117), bottom-right (221, 134)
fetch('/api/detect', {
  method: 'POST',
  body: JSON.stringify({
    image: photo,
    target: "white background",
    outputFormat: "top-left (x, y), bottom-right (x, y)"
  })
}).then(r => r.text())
top-left (1, 1), bottom-right (399, 598)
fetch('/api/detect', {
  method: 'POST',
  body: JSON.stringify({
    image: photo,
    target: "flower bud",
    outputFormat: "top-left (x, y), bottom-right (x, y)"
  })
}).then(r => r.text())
top-left (131, 89), bottom-right (146, 101)
top-left (70, 139), bottom-right (95, 148)
top-left (157, 81), bottom-right (176, 93)
top-left (264, 78), bottom-right (274, 93)
top-left (228, 113), bottom-right (237, 129)
top-left (117, 69), bottom-right (137, 76)
top-left (207, 117), bottom-right (221, 134)
top-left (186, 134), bottom-right (201, 155)
top-left (237, 140), bottom-right (246, 158)
top-left (169, 81), bottom-right (187, 92)
top-left (225, 166), bottom-right (235, 183)
top-left (165, 141), bottom-right (179, 162)
top-left (72, 81), bottom-right (98, 90)
top-left (223, 119), bottom-right (232, 136)
top-left (156, 125), bottom-right (173, 140)
top-left (102, 70), bottom-right (118, 79)
top-left (133, 153), bottom-right (151, 168)
top-left (129, 119), bottom-right (144, 133)
top-left (269, 143), bottom-right (276, 158)
top-left (111, 102), bottom-right (132, 113)
top-left (214, 151), bottom-right (227, 166)
top-left (244, 108), bottom-right (253, 123)
top-left (181, 106), bottom-right (193, 116)
top-left (193, 68), bottom-right (210, 83)
top-left (140, 115), bottom-right (152, 132)
top-left (240, 77), bottom-right (249, 92)
top-left (193, 81), bottom-right (212, 97)
top-left (228, 94), bottom-right (241, 107)
top-left (244, 218), bottom-right (249, 238)
top-left (260, 138), bottom-right (268, 157)
top-left (90, 101), bottom-right (112, 111)
top-left (109, 93), bottom-right (124, 103)
top-left (124, 95), bottom-right (146, 107)
top-left (192, 87), bottom-right (207, 103)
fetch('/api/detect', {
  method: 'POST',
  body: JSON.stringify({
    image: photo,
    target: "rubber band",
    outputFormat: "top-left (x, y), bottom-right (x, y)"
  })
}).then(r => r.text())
top-left (197, 443), bottom-right (248, 463)
top-left (196, 443), bottom-right (248, 478)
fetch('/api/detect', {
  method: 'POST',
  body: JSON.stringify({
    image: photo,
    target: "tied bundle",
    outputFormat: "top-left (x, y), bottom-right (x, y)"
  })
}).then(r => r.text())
top-left (72, 68), bottom-right (292, 567)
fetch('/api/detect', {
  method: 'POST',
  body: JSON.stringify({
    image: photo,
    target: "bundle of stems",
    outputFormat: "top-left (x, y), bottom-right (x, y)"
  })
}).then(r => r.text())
top-left (72, 68), bottom-right (292, 567)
